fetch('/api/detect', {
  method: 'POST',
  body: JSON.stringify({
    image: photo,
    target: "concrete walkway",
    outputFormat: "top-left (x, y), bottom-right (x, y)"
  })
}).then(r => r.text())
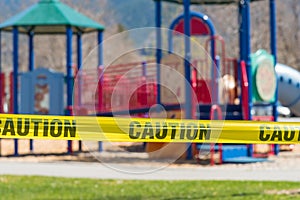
top-left (1, 159), bottom-right (300, 181)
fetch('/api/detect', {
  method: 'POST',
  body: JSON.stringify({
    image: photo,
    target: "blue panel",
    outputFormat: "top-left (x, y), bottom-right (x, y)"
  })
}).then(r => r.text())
top-left (20, 68), bottom-right (64, 115)
top-left (49, 71), bottom-right (64, 115)
top-left (20, 74), bottom-right (35, 114)
top-left (221, 145), bottom-right (248, 160)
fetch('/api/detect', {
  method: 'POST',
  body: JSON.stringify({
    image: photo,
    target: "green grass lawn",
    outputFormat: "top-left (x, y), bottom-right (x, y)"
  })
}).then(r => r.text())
top-left (0, 175), bottom-right (300, 199)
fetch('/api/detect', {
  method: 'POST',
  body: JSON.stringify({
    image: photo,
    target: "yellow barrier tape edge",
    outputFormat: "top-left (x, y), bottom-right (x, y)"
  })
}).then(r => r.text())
top-left (0, 114), bottom-right (299, 144)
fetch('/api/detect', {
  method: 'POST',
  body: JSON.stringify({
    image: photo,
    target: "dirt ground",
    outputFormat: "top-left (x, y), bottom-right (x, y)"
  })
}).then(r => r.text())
top-left (0, 138), bottom-right (300, 168)
top-left (0, 140), bottom-right (151, 163)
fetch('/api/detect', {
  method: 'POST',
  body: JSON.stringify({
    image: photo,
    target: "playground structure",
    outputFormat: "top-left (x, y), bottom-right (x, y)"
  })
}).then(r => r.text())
top-left (0, 0), bottom-right (299, 163)
top-left (0, 0), bottom-right (105, 156)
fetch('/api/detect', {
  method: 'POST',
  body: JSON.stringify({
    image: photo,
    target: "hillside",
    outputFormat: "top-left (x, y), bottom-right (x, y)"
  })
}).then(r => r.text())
top-left (0, 0), bottom-right (299, 70)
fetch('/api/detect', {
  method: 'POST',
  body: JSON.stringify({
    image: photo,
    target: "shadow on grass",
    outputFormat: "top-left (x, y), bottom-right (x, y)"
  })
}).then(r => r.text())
top-left (161, 192), bottom-right (261, 200)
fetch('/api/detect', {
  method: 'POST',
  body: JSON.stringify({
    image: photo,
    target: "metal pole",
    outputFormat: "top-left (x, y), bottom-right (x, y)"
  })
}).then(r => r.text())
top-left (0, 31), bottom-right (2, 73)
top-left (13, 27), bottom-right (19, 156)
top-left (239, 0), bottom-right (252, 120)
top-left (245, 0), bottom-right (252, 121)
top-left (77, 32), bottom-right (82, 152)
top-left (0, 31), bottom-right (2, 156)
top-left (209, 29), bottom-right (216, 104)
top-left (183, 0), bottom-right (192, 119)
top-left (97, 31), bottom-right (104, 115)
top-left (97, 30), bottom-right (103, 152)
top-left (239, 2), bottom-right (245, 61)
top-left (28, 32), bottom-right (34, 71)
top-left (245, 0), bottom-right (253, 157)
top-left (215, 56), bottom-right (220, 103)
top-left (155, 0), bottom-right (162, 105)
top-left (270, 0), bottom-right (279, 155)
top-left (183, 0), bottom-right (193, 160)
top-left (270, 0), bottom-right (277, 64)
top-left (239, 0), bottom-right (246, 112)
top-left (76, 32), bottom-right (82, 105)
top-left (98, 31), bottom-right (103, 67)
top-left (77, 33), bottom-right (82, 71)
top-left (239, 0), bottom-right (253, 157)
top-left (168, 29), bottom-right (173, 53)
top-left (28, 31), bottom-right (34, 152)
top-left (66, 26), bottom-right (73, 154)
top-left (0, 31), bottom-right (2, 112)
top-left (142, 61), bottom-right (147, 77)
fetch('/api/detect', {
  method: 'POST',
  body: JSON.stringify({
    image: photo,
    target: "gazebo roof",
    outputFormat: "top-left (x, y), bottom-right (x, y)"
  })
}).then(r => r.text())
top-left (155, 0), bottom-right (262, 5)
top-left (0, 0), bottom-right (105, 34)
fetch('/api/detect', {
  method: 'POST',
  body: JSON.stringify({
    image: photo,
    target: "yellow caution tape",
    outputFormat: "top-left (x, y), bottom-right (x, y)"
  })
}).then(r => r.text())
top-left (0, 114), bottom-right (299, 144)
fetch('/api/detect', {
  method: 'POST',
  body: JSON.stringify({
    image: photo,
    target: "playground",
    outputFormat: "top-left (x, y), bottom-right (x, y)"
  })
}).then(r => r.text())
top-left (0, 0), bottom-right (299, 167)
top-left (0, 0), bottom-right (300, 199)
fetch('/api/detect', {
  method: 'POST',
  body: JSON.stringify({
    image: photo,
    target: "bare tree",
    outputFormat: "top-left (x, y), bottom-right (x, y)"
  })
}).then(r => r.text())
top-left (277, 0), bottom-right (300, 70)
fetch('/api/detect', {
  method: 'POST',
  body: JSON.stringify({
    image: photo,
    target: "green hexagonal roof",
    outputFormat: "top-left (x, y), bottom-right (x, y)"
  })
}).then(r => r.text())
top-left (0, 0), bottom-right (104, 34)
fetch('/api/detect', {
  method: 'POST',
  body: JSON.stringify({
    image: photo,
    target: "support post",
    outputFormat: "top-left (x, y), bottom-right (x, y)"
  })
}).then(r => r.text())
top-left (168, 29), bottom-right (173, 53)
top-left (245, 0), bottom-right (253, 157)
top-left (0, 31), bottom-right (2, 73)
top-left (98, 31), bottom-right (103, 67)
top-left (155, 0), bottom-right (162, 105)
top-left (239, 0), bottom-right (252, 120)
top-left (270, 0), bottom-right (277, 64)
top-left (98, 30), bottom-right (103, 152)
top-left (77, 33), bottom-right (83, 71)
top-left (28, 31), bottom-right (35, 151)
top-left (183, 0), bottom-right (193, 160)
top-left (239, 0), bottom-right (253, 157)
top-left (28, 31), bottom-right (34, 71)
top-left (66, 26), bottom-right (73, 154)
top-left (77, 32), bottom-right (83, 152)
top-left (0, 31), bottom-right (2, 113)
top-left (245, 0), bottom-right (252, 121)
top-left (209, 34), bottom-right (216, 104)
top-left (13, 27), bottom-right (19, 156)
top-left (270, 0), bottom-right (279, 155)
top-left (215, 56), bottom-right (220, 103)
top-left (183, 0), bottom-right (192, 119)
top-left (0, 31), bottom-right (1, 157)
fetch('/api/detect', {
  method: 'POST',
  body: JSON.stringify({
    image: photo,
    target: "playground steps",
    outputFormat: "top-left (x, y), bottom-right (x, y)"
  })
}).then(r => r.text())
top-left (196, 104), bottom-right (243, 120)
top-left (196, 144), bottom-right (268, 164)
